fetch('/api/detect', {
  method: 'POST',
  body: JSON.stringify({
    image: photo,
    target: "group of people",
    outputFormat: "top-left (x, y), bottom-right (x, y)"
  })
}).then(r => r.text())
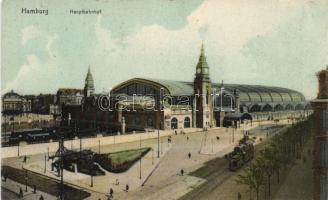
top-left (18, 186), bottom-right (44, 200)
top-left (107, 181), bottom-right (130, 200)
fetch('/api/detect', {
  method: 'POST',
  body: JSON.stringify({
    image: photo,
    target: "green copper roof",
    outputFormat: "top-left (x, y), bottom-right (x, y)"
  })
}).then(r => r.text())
top-left (112, 78), bottom-right (306, 103)
top-left (195, 43), bottom-right (210, 81)
top-left (85, 67), bottom-right (94, 89)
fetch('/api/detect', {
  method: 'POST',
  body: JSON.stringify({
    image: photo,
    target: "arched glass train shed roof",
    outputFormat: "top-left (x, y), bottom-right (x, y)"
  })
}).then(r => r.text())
top-left (111, 78), bottom-right (306, 103)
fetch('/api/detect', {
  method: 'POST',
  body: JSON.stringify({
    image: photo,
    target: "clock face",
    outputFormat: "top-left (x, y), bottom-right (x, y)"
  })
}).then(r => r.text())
top-left (197, 68), bottom-right (201, 73)
top-left (204, 68), bottom-right (208, 73)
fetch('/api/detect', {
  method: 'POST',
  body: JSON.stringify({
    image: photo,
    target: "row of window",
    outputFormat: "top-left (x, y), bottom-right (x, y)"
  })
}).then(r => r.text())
top-left (171, 117), bottom-right (190, 129)
top-left (320, 141), bottom-right (328, 168)
top-left (320, 110), bottom-right (328, 131)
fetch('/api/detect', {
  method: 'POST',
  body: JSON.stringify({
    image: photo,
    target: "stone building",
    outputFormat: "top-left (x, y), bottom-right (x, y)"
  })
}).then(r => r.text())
top-left (2, 90), bottom-right (31, 115)
top-left (311, 66), bottom-right (328, 200)
top-left (62, 44), bottom-right (311, 133)
top-left (24, 94), bottom-right (56, 114)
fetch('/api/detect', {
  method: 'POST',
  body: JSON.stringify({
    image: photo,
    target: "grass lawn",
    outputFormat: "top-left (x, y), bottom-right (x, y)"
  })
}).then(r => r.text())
top-left (94, 147), bottom-right (151, 173)
top-left (109, 147), bottom-right (150, 165)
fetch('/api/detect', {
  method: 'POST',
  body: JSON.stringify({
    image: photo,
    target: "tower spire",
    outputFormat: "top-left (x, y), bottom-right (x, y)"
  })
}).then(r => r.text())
top-left (195, 43), bottom-right (210, 81)
top-left (193, 43), bottom-right (214, 128)
top-left (84, 66), bottom-right (95, 97)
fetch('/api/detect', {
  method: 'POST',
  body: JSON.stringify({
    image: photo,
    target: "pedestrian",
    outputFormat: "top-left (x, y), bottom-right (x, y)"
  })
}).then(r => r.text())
top-left (3, 173), bottom-right (7, 182)
top-left (238, 192), bottom-right (241, 200)
top-left (115, 178), bottom-right (119, 185)
top-left (19, 187), bottom-right (23, 198)
top-left (39, 195), bottom-right (44, 200)
top-left (126, 184), bottom-right (129, 192)
top-left (187, 136), bottom-right (189, 141)
top-left (23, 156), bottom-right (27, 163)
top-left (109, 188), bottom-right (114, 198)
top-left (180, 169), bottom-right (184, 176)
top-left (33, 185), bottom-right (36, 194)
top-left (188, 152), bottom-right (191, 159)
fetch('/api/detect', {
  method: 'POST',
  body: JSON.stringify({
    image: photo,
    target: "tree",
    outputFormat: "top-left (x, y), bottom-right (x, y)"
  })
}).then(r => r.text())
top-left (236, 160), bottom-right (265, 200)
top-left (259, 148), bottom-right (275, 197)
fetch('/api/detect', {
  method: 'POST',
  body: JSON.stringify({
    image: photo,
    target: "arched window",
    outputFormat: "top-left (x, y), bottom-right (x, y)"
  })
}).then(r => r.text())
top-left (274, 104), bottom-right (284, 111)
top-left (285, 104), bottom-right (294, 110)
top-left (184, 117), bottom-right (191, 128)
top-left (295, 104), bottom-right (304, 110)
top-left (171, 117), bottom-right (178, 129)
top-left (249, 104), bottom-right (261, 112)
top-left (262, 104), bottom-right (273, 112)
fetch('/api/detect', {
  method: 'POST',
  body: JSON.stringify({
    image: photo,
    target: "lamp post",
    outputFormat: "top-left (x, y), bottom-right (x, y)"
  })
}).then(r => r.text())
top-left (44, 154), bottom-right (47, 173)
top-left (98, 140), bottom-right (100, 154)
top-left (161, 138), bottom-right (163, 155)
top-left (25, 169), bottom-right (28, 192)
top-left (139, 135), bottom-right (142, 179)
top-left (211, 139), bottom-right (213, 153)
top-left (47, 147), bottom-right (50, 160)
top-left (18, 142), bottom-right (20, 157)
top-left (152, 148), bottom-right (154, 165)
top-left (91, 164), bottom-right (96, 187)
top-left (80, 137), bottom-right (82, 153)
top-left (157, 128), bottom-right (160, 158)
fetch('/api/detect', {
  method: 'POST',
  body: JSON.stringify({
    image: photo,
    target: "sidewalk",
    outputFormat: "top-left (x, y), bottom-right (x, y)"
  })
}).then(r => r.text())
top-left (1, 178), bottom-right (56, 200)
top-left (113, 128), bottom-right (245, 200)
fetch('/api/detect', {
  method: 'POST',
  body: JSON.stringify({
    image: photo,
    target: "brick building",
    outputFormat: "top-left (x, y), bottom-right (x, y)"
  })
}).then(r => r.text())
top-left (311, 66), bottom-right (328, 200)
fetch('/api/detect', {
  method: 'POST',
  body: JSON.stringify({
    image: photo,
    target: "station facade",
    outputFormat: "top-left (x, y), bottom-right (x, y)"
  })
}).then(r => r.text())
top-left (62, 45), bottom-right (311, 132)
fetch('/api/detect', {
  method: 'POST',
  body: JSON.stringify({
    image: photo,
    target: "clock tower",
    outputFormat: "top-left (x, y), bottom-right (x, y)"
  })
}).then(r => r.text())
top-left (193, 44), bottom-right (214, 128)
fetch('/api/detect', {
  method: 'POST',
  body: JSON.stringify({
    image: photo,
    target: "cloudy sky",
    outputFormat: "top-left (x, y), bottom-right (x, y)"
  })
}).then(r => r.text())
top-left (2, 0), bottom-right (328, 99)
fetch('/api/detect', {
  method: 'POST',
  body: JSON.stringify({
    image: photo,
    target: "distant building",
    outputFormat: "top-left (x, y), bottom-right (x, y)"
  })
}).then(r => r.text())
top-left (84, 67), bottom-right (95, 97)
top-left (56, 88), bottom-right (84, 106)
top-left (24, 94), bottom-right (56, 114)
top-left (311, 66), bottom-right (328, 200)
top-left (2, 90), bottom-right (31, 115)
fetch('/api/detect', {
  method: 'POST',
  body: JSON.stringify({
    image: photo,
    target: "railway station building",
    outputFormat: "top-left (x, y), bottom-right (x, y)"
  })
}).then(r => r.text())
top-left (62, 44), bottom-right (312, 132)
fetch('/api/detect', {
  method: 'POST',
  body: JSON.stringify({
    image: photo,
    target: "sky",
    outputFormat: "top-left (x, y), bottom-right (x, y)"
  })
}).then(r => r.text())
top-left (2, 0), bottom-right (328, 99)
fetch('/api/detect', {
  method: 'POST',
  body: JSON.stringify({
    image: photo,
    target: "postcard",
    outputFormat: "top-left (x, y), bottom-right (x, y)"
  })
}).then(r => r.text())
top-left (1, 0), bottom-right (328, 200)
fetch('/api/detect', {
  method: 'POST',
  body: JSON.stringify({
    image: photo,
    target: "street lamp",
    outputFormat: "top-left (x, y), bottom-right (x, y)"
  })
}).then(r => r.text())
top-left (91, 163), bottom-right (96, 187)
top-left (139, 135), bottom-right (142, 179)
top-left (151, 148), bottom-right (154, 165)
top-left (161, 138), bottom-right (163, 155)
top-left (98, 140), bottom-right (100, 154)
top-left (25, 169), bottom-right (28, 192)
top-left (44, 154), bottom-right (47, 173)
top-left (157, 127), bottom-right (160, 158)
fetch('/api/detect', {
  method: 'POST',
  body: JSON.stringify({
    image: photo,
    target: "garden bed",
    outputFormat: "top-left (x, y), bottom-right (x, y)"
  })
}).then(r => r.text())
top-left (94, 147), bottom-right (151, 173)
